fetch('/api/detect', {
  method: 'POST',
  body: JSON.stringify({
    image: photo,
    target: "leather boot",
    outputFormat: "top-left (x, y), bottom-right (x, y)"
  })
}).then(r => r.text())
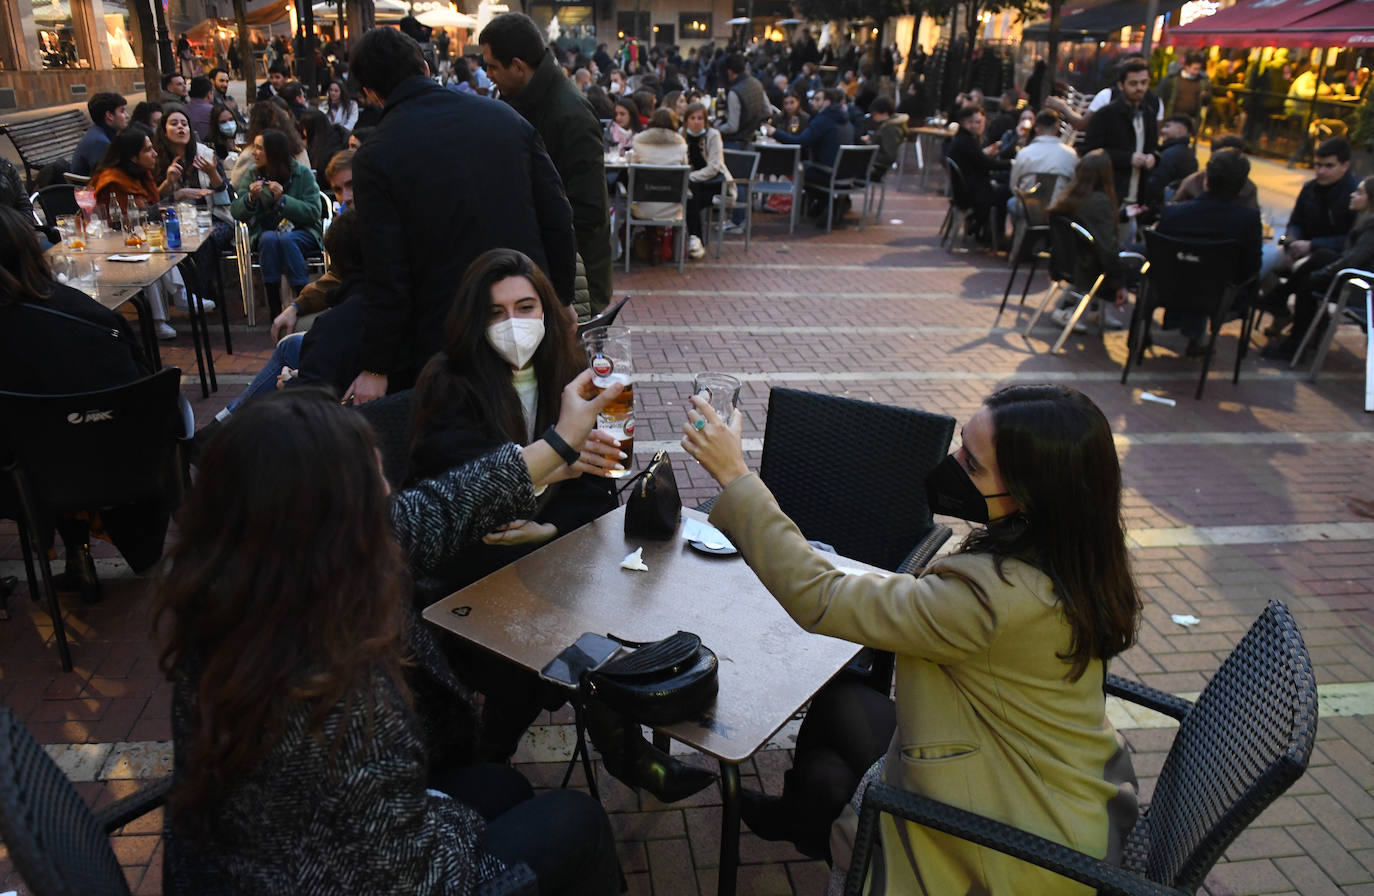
top-left (54, 518), bottom-right (102, 604)
top-left (584, 702), bottom-right (716, 803)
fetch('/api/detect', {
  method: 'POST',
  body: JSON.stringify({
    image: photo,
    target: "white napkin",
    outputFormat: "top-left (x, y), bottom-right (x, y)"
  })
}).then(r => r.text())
top-left (620, 547), bottom-right (649, 571)
top-left (680, 518), bottom-right (735, 551)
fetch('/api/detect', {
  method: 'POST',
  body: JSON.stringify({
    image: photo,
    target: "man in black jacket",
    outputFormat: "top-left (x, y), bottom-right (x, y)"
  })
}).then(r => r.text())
top-left (946, 104), bottom-right (1011, 243)
top-left (1082, 59), bottom-right (1158, 212)
top-left (1146, 114), bottom-right (1198, 208)
top-left (344, 27), bottom-right (575, 404)
top-left (481, 12), bottom-right (612, 317)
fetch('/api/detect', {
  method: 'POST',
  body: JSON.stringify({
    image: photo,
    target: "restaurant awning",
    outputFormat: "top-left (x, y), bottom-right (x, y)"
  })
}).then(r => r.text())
top-left (1022, 0), bottom-right (1188, 42)
top-left (1167, 0), bottom-right (1349, 47)
top-left (1268, 0), bottom-right (1374, 47)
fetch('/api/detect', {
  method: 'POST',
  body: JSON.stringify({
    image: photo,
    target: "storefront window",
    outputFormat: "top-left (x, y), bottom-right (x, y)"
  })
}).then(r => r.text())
top-left (679, 13), bottom-right (711, 41)
top-left (101, 0), bottom-right (142, 67)
top-left (32, 0), bottom-right (82, 68)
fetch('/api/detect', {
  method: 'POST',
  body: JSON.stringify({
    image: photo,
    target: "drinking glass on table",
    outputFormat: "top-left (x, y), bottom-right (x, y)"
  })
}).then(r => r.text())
top-left (692, 373), bottom-right (741, 425)
top-left (580, 325), bottom-right (635, 478)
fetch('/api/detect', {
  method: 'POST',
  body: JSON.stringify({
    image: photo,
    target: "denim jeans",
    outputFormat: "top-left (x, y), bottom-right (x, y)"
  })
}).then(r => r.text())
top-left (256, 229), bottom-right (318, 287)
top-left (227, 333), bottom-right (303, 413)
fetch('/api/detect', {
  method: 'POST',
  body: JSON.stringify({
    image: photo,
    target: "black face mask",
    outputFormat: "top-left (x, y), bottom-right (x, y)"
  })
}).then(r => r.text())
top-left (925, 454), bottom-right (1012, 524)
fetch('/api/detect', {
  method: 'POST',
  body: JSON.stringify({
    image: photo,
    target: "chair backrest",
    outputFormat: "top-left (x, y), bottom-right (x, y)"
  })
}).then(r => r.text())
top-left (945, 157), bottom-right (971, 208)
top-left (1142, 231), bottom-right (1241, 318)
top-left (353, 388), bottom-right (415, 488)
top-left (754, 143), bottom-right (801, 179)
top-left (577, 294), bottom-right (631, 337)
top-left (627, 164), bottom-right (691, 205)
top-left (1015, 170), bottom-right (1060, 200)
top-left (1128, 600), bottom-right (1317, 891)
top-left (831, 145), bottom-right (879, 184)
top-left (722, 149), bottom-right (760, 184)
top-left (1046, 214), bottom-right (1112, 289)
top-left (0, 367), bottom-right (185, 516)
top-left (758, 388), bottom-right (955, 572)
top-left (33, 184), bottom-right (78, 226)
top-left (1018, 180), bottom-right (1054, 229)
top-left (0, 706), bottom-right (132, 896)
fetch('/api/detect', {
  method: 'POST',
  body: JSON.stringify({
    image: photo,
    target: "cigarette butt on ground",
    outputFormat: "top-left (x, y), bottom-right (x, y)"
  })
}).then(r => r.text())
top-left (1140, 392), bottom-right (1176, 407)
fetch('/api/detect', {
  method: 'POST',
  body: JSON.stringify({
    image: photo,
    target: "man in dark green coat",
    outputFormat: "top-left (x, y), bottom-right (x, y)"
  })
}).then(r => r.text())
top-left (482, 12), bottom-right (612, 317)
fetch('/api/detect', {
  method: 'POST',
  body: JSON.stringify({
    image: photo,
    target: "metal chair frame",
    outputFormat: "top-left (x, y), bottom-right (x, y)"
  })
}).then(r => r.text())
top-left (997, 177), bottom-right (1057, 324)
top-left (750, 143), bottom-right (803, 234)
top-left (1024, 216), bottom-right (1147, 353)
top-left (1290, 267), bottom-right (1374, 412)
top-left (806, 144), bottom-right (879, 233)
top-left (710, 149), bottom-right (760, 258)
top-left (624, 164), bottom-right (691, 274)
top-left (228, 190), bottom-right (333, 326)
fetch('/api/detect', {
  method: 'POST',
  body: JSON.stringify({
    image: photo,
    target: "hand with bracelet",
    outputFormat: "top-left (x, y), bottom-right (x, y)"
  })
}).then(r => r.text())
top-left (525, 369), bottom-right (628, 486)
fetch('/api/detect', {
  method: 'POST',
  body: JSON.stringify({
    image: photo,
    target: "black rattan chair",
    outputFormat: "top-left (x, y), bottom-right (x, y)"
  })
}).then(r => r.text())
top-left (1123, 232), bottom-right (1251, 400)
top-left (0, 705), bottom-right (171, 896)
top-left (0, 368), bottom-right (188, 671)
top-left (844, 599), bottom-right (1318, 896)
top-left (354, 388), bottom-right (415, 489)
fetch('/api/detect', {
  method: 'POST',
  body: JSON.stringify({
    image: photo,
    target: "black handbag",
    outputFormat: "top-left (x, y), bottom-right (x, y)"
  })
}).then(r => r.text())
top-left (623, 449), bottom-right (681, 539)
top-left (584, 631), bottom-right (719, 725)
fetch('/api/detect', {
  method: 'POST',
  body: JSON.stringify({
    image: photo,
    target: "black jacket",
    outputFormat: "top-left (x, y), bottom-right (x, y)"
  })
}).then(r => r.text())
top-left (0, 285), bottom-right (149, 393)
top-left (1287, 169), bottom-right (1360, 253)
top-left (947, 126), bottom-right (1010, 209)
top-left (1147, 136), bottom-right (1197, 206)
top-left (1081, 96), bottom-right (1159, 204)
top-left (505, 50), bottom-right (612, 314)
top-left (296, 278), bottom-right (364, 397)
top-left (1157, 193), bottom-right (1263, 289)
top-left (352, 76), bottom-right (575, 386)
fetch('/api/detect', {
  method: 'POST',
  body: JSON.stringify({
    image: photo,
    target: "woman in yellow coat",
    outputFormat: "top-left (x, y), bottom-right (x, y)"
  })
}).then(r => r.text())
top-left (681, 384), bottom-right (1141, 895)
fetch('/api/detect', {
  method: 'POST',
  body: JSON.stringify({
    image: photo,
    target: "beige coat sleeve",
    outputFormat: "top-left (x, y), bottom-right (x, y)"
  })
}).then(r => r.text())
top-left (709, 473), bottom-right (996, 662)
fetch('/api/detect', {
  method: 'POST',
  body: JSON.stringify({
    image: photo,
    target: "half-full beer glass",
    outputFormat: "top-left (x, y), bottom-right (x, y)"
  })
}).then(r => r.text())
top-left (581, 325), bottom-right (634, 477)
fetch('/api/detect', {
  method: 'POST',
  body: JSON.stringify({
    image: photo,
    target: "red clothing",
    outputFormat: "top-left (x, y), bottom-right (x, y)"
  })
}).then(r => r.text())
top-left (90, 165), bottom-right (159, 211)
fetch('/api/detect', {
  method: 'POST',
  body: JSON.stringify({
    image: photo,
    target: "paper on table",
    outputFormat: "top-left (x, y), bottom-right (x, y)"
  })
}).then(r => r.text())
top-left (680, 517), bottom-right (735, 551)
top-left (620, 547), bottom-right (649, 571)
top-left (108, 253), bottom-right (152, 262)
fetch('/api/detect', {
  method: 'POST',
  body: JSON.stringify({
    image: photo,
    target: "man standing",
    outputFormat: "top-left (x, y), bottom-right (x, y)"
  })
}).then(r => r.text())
top-left (158, 72), bottom-right (189, 106)
top-left (1009, 110), bottom-right (1078, 202)
top-left (717, 53), bottom-right (769, 147)
top-left (185, 76), bottom-right (216, 139)
top-left (71, 92), bottom-right (127, 177)
top-left (1158, 53), bottom-right (1211, 123)
top-left (480, 12), bottom-right (612, 317)
top-left (344, 27), bottom-right (574, 404)
top-left (1082, 59), bottom-right (1158, 214)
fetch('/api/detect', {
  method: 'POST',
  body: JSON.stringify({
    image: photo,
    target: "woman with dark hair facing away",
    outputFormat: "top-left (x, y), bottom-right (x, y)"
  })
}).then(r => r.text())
top-left (230, 127), bottom-right (322, 318)
top-left (0, 205), bottom-right (166, 598)
top-left (322, 78), bottom-right (359, 129)
top-left (681, 384), bottom-right (1141, 894)
top-left (157, 384), bottom-right (625, 895)
top-left (1047, 149), bottom-right (1129, 330)
top-left (409, 249), bottom-right (714, 803)
top-left (299, 108), bottom-right (349, 185)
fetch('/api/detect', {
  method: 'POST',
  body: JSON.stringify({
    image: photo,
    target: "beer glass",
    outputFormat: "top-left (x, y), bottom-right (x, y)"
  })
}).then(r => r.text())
top-left (692, 372), bottom-right (740, 425)
top-left (581, 325), bottom-right (634, 478)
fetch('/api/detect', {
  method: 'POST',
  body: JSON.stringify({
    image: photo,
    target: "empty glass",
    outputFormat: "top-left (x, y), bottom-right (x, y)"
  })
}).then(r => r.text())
top-left (692, 372), bottom-right (741, 424)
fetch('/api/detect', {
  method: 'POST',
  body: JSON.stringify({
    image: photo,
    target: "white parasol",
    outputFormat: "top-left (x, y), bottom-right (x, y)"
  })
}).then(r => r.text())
top-left (416, 7), bottom-right (478, 28)
top-left (725, 16), bottom-right (751, 25)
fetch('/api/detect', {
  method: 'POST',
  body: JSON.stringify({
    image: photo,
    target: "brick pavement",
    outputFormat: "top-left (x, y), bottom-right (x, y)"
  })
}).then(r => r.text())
top-left (3, 164), bottom-right (1374, 896)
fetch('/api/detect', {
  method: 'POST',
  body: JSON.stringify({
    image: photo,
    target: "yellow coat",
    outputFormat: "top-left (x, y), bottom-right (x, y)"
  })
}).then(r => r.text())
top-left (710, 473), bottom-right (1138, 896)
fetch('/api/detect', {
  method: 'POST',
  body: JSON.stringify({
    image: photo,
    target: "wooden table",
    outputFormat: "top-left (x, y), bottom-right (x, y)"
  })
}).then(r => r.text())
top-left (911, 125), bottom-right (954, 192)
top-left (424, 505), bottom-right (872, 896)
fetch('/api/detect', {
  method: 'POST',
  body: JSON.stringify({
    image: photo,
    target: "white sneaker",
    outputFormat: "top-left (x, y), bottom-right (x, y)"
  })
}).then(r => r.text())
top-left (1050, 307), bottom-right (1088, 334)
top-left (721, 220), bottom-right (743, 234)
top-left (1102, 303), bottom-right (1130, 330)
top-left (174, 295), bottom-right (217, 314)
top-left (688, 235), bottom-right (706, 259)
top-left (156, 321), bottom-right (178, 340)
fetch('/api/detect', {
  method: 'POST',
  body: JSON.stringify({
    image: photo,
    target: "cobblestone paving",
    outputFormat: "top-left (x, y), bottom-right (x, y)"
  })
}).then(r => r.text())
top-left (3, 162), bottom-right (1373, 895)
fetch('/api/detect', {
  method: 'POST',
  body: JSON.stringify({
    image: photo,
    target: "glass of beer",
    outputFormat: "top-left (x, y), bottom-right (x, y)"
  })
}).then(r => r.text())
top-left (580, 325), bottom-right (634, 478)
top-left (692, 372), bottom-right (741, 425)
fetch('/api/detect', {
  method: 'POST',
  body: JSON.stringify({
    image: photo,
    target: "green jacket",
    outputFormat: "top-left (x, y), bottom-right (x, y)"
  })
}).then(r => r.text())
top-left (230, 159), bottom-right (323, 246)
top-left (872, 113), bottom-right (909, 173)
top-left (505, 49), bottom-right (612, 315)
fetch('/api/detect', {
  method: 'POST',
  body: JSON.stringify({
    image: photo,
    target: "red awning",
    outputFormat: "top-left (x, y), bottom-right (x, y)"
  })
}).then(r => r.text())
top-left (1270, 0), bottom-right (1374, 47)
top-left (1168, 0), bottom-right (1349, 47)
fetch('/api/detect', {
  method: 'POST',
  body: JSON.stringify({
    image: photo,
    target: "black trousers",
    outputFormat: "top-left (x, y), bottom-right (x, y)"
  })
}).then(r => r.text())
top-left (686, 176), bottom-right (723, 240)
top-left (431, 763), bottom-right (622, 896)
top-left (765, 675), bottom-right (897, 859)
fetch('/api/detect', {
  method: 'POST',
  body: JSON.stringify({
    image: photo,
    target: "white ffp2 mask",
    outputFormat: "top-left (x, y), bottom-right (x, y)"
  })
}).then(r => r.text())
top-left (487, 316), bottom-right (545, 369)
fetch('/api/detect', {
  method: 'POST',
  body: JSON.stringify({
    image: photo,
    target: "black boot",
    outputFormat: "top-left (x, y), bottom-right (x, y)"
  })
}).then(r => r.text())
top-left (54, 518), bottom-right (102, 604)
top-left (584, 702), bottom-right (716, 803)
top-left (739, 788), bottom-right (832, 861)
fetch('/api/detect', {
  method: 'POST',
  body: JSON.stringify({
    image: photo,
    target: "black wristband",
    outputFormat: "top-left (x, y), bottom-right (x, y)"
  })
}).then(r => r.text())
top-left (542, 427), bottom-right (581, 466)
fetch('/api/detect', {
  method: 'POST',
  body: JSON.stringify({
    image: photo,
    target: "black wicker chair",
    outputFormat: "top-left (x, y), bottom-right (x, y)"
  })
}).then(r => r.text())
top-left (0, 705), bottom-right (171, 896)
top-left (844, 599), bottom-right (1318, 896)
top-left (1123, 231), bottom-right (1252, 400)
top-left (353, 389), bottom-right (415, 489)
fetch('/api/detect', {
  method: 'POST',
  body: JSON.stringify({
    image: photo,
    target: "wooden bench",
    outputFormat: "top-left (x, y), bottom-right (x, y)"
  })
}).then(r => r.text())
top-left (0, 109), bottom-right (90, 187)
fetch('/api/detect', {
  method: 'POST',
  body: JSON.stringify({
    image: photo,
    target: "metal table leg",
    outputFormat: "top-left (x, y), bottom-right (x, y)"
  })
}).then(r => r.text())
top-left (129, 291), bottom-right (162, 369)
top-left (717, 760), bottom-right (741, 896)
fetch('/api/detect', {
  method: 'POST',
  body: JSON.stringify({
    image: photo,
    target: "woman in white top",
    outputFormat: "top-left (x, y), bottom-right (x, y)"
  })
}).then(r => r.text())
top-left (627, 108), bottom-right (687, 221)
top-left (681, 102), bottom-right (733, 259)
top-left (323, 79), bottom-right (359, 131)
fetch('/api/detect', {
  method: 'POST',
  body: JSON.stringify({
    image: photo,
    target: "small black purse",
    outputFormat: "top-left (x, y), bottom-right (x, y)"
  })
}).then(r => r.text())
top-left (584, 631), bottom-right (719, 725)
top-left (623, 449), bottom-right (681, 539)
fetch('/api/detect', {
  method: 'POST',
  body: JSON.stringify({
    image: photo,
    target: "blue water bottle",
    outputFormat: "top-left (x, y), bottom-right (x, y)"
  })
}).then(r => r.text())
top-left (164, 206), bottom-right (182, 250)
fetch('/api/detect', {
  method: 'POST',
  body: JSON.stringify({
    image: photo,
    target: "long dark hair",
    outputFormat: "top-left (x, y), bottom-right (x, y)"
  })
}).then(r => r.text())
top-left (94, 123), bottom-right (155, 183)
top-left (155, 388), bottom-right (410, 812)
top-left (1051, 149), bottom-right (1118, 218)
top-left (256, 128), bottom-right (293, 182)
top-left (0, 205), bottom-right (53, 306)
top-left (954, 385), bottom-right (1139, 681)
top-left (207, 102), bottom-right (237, 159)
top-left (413, 249), bottom-right (581, 448)
top-left (154, 107), bottom-right (199, 184)
top-left (245, 98), bottom-right (304, 157)
top-left (614, 97), bottom-right (642, 133)
top-left (326, 78), bottom-right (356, 114)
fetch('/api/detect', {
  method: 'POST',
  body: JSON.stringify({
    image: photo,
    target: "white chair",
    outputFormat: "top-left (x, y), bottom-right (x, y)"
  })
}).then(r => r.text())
top-left (1291, 267), bottom-right (1374, 412)
top-left (624, 164), bottom-right (691, 274)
